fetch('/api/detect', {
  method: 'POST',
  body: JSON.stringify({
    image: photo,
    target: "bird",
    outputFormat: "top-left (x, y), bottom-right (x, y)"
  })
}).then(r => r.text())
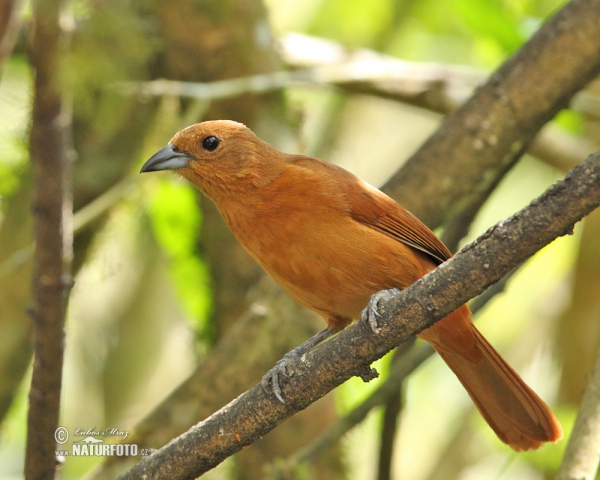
top-left (141, 119), bottom-right (562, 451)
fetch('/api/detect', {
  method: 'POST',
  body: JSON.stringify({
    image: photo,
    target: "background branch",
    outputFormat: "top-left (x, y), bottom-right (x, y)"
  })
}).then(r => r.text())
top-left (119, 150), bottom-right (600, 480)
top-left (0, 0), bottom-right (24, 77)
top-left (556, 345), bottom-right (600, 480)
top-left (375, 346), bottom-right (406, 480)
top-left (25, 0), bottom-right (72, 478)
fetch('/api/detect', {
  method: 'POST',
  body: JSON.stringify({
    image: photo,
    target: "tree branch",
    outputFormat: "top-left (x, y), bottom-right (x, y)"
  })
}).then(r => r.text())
top-left (25, 0), bottom-right (72, 478)
top-left (376, 347), bottom-right (405, 480)
top-left (88, 284), bottom-right (321, 480)
top-left (556, 345), bottom-right (600, 480)
top-left (118, 148), bottom-right (600, 480)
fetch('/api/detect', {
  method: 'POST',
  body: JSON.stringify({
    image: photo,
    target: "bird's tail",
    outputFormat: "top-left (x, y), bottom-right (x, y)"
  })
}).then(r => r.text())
top-left (417, 305), bottom-right (562, 451)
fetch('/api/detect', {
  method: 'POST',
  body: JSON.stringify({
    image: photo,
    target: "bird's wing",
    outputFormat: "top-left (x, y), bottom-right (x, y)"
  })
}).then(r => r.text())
top-left (289, 155), bottom-right (452, 264)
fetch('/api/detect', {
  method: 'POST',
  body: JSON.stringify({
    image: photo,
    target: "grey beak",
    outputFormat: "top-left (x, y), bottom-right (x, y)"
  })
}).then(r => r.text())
top-left (140, 144), bottom-right (192, 173)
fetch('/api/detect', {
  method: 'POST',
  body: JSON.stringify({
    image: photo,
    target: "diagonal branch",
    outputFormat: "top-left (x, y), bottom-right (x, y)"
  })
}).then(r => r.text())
top-left (118, 149), bottom-right (600, 480)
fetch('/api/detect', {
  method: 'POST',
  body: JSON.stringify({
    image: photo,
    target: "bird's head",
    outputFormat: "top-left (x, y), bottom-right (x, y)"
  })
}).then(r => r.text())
top-left (141, 120), bottom-right (284, 201)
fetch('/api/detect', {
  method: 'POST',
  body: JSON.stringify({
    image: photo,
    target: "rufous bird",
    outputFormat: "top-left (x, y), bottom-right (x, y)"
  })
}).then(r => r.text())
top-left (141, 120), bottom-right (562, 451)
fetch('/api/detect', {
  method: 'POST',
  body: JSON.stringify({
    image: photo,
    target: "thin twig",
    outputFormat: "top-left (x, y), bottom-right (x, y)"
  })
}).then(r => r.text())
top-left (376, 346), bottom-right (407, 480)
top-left (556, 346), bottom-right (600, 480)
top-left (113, 57), bottom-right (483, 104)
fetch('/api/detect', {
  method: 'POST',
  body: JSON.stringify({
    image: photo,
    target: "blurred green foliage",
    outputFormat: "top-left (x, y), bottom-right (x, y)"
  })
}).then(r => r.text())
top-left (307, 0), bottom-right (395, 47)
top-left (269, 0), bottom-right (569, 67)
top-left (148, 177), bottom-right (212, 342)
top-left (67, 5), bottom-right (158, 136)
top-left (0, 56), bottom-right (30, 201)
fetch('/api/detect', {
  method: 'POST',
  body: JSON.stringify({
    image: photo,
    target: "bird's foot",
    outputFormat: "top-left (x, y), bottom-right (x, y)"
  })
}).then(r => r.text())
top-left (261, 328), bottom-right (334, 403)
top-left (361, 288), bottom-right (401, 334)
top-left (261, 350), bottom-right (301, 404)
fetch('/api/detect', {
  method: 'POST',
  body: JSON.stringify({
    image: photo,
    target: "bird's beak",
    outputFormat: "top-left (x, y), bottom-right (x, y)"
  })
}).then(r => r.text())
top-left (140, 144), bottom-right (193, 173)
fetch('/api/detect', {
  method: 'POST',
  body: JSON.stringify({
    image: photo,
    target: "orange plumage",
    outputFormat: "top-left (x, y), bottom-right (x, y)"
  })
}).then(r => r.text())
top-left (141, 120), bottom-right (562, 451)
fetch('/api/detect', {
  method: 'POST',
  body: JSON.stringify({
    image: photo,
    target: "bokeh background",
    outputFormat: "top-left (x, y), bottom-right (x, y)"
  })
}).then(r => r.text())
top-left (1, 0), bottom-right (599, 478)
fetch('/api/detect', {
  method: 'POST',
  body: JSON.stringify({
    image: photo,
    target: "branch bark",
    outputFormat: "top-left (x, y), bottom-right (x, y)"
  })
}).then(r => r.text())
top-left (118, 149), bottom-right (600, 480)
top-left (25, 0), bottom-right (72, 478)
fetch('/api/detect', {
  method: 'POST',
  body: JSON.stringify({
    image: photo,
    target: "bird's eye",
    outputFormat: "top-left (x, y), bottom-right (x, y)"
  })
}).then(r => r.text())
top-left (202, 136), bottom-right (220, 152)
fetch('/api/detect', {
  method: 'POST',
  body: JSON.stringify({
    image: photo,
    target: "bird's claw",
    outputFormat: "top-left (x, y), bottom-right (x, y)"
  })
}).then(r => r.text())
top-left (261, 352), bottom-right (298, 403)
top-left (361, 288), bottom-right (401, 334)
top-left (261, 328), bottom-right (334, 403)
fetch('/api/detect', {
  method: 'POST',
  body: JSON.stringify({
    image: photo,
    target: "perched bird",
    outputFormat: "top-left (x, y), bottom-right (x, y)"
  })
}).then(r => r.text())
top-left (141, 120), bottom-right (562, 451)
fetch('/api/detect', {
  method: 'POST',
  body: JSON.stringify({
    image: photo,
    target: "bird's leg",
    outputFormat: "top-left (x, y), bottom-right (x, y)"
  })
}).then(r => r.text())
top-left (262, 327), bottom-right (335, 403)
top-left (361, 288), bottom-right (402, 334)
